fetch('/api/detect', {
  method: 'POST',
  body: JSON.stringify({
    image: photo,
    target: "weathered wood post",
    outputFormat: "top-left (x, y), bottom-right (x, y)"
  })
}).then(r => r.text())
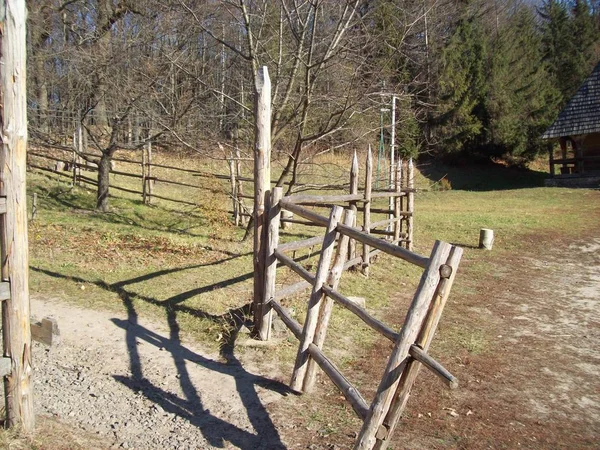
top-left (0, 0), bottom-right (35, 430)
top-left (228, 152), bottom-right (239, 225)
top-left (261, 187), bottom-right (283, 340)
top-left (147, 141), bottom-right (153, 204)
top-left (141, 144), bottom-right (147, 203)
top-left (362, 146), bottom-right (373, 276)
top-left (31, 193), bottom-right (37, 221)
top-left (291, 206), bottom-right (343, 392)
top-left (393, 158), bottom-right (402, 243)
top-left (235, 146), bottom-right (247, 226)
top-left (406, 158), bottom-right (414, 251)
top-left (348, 151), bottom-right (359, 260)
top-left (253, 66), bottom-right (272, 338)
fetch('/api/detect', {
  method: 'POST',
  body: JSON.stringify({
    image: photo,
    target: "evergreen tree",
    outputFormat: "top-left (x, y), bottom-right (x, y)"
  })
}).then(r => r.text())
top-left (571, 0), bottom-right (599, 91)
top-left (434, 7), bottom-right (487, 156)
top-left (485, 5), bottom-right (561, 161)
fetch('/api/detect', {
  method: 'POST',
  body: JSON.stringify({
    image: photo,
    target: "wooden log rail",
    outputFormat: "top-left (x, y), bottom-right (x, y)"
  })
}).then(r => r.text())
top-left (280, 198), bottom-right (428, 268)
top-left (261, 181), bottom-right (459, 449)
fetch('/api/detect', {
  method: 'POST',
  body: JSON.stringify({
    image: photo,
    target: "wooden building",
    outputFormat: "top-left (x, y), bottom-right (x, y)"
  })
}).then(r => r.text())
top-left (543, 62), bottom-right (600, 187)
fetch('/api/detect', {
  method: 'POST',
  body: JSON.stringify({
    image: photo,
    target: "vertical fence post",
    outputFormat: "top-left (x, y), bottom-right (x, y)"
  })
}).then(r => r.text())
top-left (31, 193), bottom-right (37, 221)
top-left (291, 206), bottom-right (343, 392)
top-left (348, 151), bottom-right (359, 260)
top-left (261, 186), bottom-right (283, 341)
top-left (72, 130), bottom-right (77, 186)
top-left (147, 141), bottom-right (153, 204)
top-left (228, 152), bottom-right (239, 226)
top-left (355, 241), bottom-right (452, 450)
top-left (142, 144), bottom-right (147, 203)
top-left (0, 0), bottom-right (35, 430)
top-left (235, 146), bottom-right (247, 225)
top-left (253, 66), bottom-right (272, 337)
top-left (393, 158), bottom-right (402, 243)
top-left (407, 159), bottom-right (414, 251)
top-left (76, 116), bottom-right (83, 185)
top-left (304, 208), bottom-right (355, 392)
top-left (362, 146), bottom-right (373, 276)
top-left (388, 96), bottom-right (396, 239)
top-left (373, 246), bottom-right (463, 450)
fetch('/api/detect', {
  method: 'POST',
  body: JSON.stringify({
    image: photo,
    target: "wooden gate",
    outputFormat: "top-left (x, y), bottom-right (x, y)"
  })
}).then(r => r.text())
top-left (261, 187), bottom-right (462, 449)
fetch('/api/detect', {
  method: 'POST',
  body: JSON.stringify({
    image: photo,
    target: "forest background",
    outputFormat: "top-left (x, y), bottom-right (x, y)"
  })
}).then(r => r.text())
top-left (27, 0), bottom-right (600, 200)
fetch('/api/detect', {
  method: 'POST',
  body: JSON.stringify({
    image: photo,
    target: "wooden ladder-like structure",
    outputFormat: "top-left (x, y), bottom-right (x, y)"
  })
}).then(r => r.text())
top-left (262, 187), bottom-right (462, 449)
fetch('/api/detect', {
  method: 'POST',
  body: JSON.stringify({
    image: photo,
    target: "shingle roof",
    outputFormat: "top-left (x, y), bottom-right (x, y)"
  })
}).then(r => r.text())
top-left (542, 62), bottom-right (600, 139)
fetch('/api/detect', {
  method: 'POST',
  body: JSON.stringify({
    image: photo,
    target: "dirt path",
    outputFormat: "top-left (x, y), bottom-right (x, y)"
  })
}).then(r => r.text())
top-left (32, 298), bottom-right (290, 449)
top-left (30, 236), bottom-right (600, 449)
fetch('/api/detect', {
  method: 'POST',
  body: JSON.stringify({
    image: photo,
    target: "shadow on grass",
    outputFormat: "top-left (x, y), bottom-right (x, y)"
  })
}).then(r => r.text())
top-left (418, 159), bottom-right (548, 191)
top-left (32, 261), bottom-right (295, 448)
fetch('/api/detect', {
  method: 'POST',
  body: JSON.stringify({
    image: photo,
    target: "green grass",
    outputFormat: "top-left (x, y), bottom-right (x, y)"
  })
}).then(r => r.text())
top-left (26, 152), bottom-right (600, 366)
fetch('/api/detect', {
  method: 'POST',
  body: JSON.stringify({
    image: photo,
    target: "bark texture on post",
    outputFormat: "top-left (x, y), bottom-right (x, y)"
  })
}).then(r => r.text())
top-left (253, 66), bottom-right (271, 337)
top-left (0, 0), bottom-right (35, 431)
top-left (348, 151), bottom-right (358, 260)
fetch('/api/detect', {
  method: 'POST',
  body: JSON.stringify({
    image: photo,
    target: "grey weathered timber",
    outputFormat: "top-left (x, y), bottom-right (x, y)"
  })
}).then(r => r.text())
top-left (261, 187), bottom-right (283, 340)
top-left (228, 154), bottom-right (238, 225)
top-left (304, 209), bottom-right (355, 392)
top-left (372, 246), bottom-right (463, 450)
top-left (393, 159), bottom-right (402, 242)
top-left (354, 241), bottom-right (452, 450)
top-left (271, 300), bottom-right (302, 339)
top-left (286, 193), bottom-right (364, 205)
top-left (407, 159), bottom-right (414, 251)
top-left (307, 343), bottom-right (369, 420)
top-left (279, 199), bottom-right (330, 227)
top-left (290, 206), bottom-right (342, 392)
top-left (147, 141), bottom-right (153, 204)
top-left (0, 281), bottom-right (10, 300)
top-left (336, 223), bottom-right (427, 268)
top-left (274, 251), bottom-right (316, 285)
top-left (274, 280), bottom-right (311, 302)
top-left (362, 147), bottom-right (373, 276)
top-left (348, 151), bottom-right (359, 259)
top-left (0, 357), bottom-right (11, 377)
top-left (322, 285), bottom-right (397, 342)
top-left (253, 66), bottom-right (272, 337)
top-left (31, 317), bottom-right (60, 347)
top-left (408, 345), bottom-right (458, 389)
top-left (278, 235), bottom-right (323, 253)
top-left (0, 0), bottom-right (35, 430)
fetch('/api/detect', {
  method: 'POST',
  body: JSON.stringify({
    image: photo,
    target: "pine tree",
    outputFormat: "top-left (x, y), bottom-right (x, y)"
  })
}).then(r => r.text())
top-left (434, 7), bottom-right (487, 156)
top-left (485, 5), bottom-right (561, 161)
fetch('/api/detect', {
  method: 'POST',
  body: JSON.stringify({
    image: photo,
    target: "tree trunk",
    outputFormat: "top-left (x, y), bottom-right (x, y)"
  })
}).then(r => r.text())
top-left (96, 153), bottom-right (112, 211)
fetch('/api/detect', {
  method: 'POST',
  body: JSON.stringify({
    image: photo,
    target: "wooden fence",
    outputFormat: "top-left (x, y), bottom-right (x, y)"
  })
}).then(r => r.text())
top-left (258, 186), bottom-right (462, 449)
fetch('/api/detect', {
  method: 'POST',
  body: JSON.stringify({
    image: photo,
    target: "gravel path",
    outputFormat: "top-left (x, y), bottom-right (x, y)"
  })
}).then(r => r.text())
top-left (31, 298), bottom-right (290, 449)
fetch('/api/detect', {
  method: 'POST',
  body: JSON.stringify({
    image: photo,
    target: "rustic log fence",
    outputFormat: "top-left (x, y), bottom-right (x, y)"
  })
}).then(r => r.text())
top-left (259, 186), bottom-right (462, 449)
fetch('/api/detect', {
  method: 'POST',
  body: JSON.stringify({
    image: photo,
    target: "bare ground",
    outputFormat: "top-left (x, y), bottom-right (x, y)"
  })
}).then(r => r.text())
top-left (29, 233), bottom-right (600, 449)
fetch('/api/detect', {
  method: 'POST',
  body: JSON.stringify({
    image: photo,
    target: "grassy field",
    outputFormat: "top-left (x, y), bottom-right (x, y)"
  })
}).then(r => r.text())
top-left (15, 150), bottom-right (600, 448)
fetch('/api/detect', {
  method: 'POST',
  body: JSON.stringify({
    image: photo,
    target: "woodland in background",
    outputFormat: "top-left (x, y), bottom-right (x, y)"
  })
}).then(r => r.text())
top-left (27, 0), bottom-right (600, 208)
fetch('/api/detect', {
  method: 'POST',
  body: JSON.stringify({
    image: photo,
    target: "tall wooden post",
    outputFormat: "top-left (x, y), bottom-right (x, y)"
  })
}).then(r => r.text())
top-left (253, 66), bottom-right (271, 337)
top-left (348, 151), bottom-right (359, 260)
top-left (407, 159), bottom-right (414, 251)
top-left (147, 141), bottom-right (153, 204)
top-left (362, 146), bottom-right (373, 276)
top-left (0, 0), bottom-right (35, 431)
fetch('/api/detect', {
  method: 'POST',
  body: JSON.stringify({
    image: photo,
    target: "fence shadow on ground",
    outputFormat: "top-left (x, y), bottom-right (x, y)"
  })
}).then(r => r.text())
top-left (32, 262), bottom-right (294, 449)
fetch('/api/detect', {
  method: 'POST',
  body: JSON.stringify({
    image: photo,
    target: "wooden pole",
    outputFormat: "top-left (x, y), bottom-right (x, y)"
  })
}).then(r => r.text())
top-left (388, 96), bottom-right (396, 239)
top-left (348, 151), bottom-right (359, 260)
top-left (548, 147), bottom-right (554, 178)
top-left (0, 0), bottom-right (35, 430)
top-left (253, 66), bottom-right (272, 337)
top-left (373, 246), bottom-right (463, 450)
top-left (407, 158), bottom-right (414, 251)
top-left (290, 206), bottom-right (342, 392)
top-left (142, 144), bottom-right (147, 203)
top-left (362, 146), bottom-right (373, 276)
top-left (147, 141), bottom-right (153, 204)
top-left (31, 193), bottom-right (37, 221)
top-left (393, 158), bottom-right (402, 242)
top-left (355, 242), bottom-right (451, 449)
top-left (304, 208), bottom-right (355, 392)
top-left (261, 187), bottom-right (283, 340)
top-left (235, 146), bottom-right (247, 226)
top-left (76, 117), bottom-right (82, 186)
top-left (228, 153), bottom-right (239, 226)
